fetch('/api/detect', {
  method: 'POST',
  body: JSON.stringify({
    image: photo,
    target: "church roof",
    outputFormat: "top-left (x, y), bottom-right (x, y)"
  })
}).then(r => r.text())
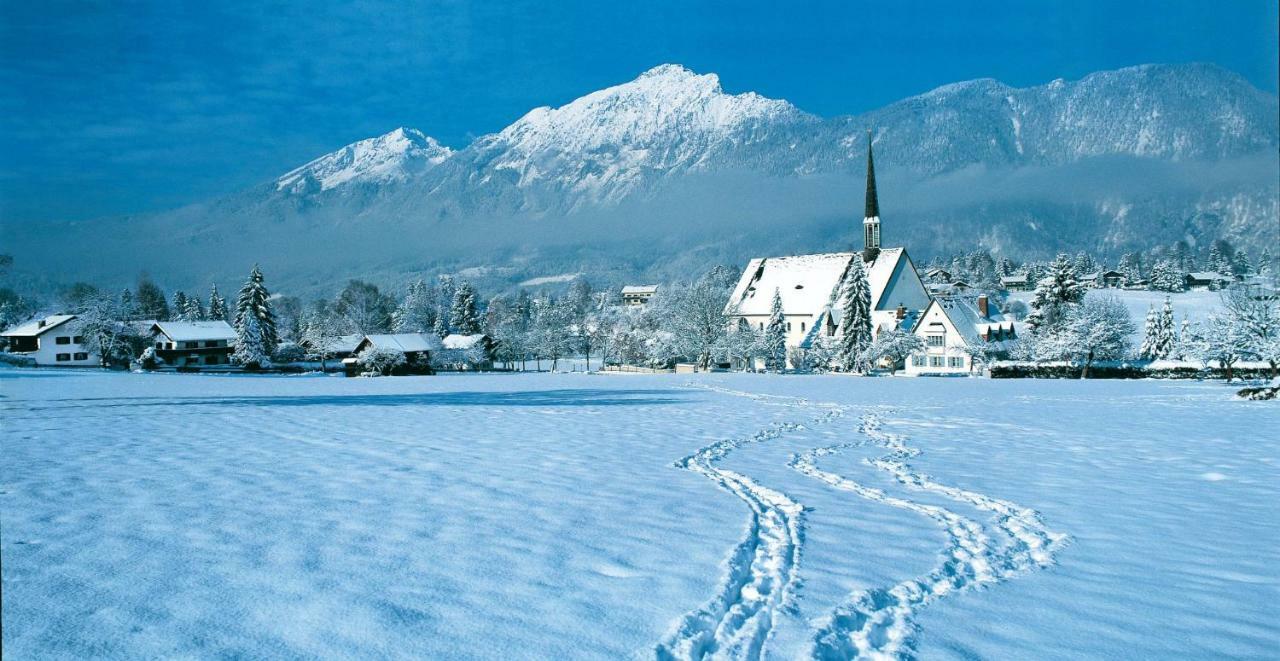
top-left (725, 247), bottom-right (908, 317)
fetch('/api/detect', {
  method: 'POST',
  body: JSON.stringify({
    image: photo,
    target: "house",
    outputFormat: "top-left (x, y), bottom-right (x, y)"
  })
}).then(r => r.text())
top-left (1185, 271), bottom-right (1235, 290)
top-left (150, 321), bottom-right (236, 368)
top-left (1000, 274), bottom-right (1031, 291)
top-left (725, 137), bottom-right (930, 368)
top-left (621, 285), bottom-right (659, 307)
top-left (905, 294), bottom-right (1016, 376)
top-left (345, 333), bottom-right (439, 375)
top-left (928, 280), bottom-right (970, 296)
top-left (1097, 270), bottom-right (1125, 288)
top-left (1, 315), bottom-right (99, 366)
top-left (438, 333), bottom-right (494, 370)
top-left (924, 267), bottom-right (953, 283)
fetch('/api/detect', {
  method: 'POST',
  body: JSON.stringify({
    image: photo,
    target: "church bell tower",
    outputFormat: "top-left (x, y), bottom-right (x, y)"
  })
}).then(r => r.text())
top-left (862, 130), bottom-right (881, 262)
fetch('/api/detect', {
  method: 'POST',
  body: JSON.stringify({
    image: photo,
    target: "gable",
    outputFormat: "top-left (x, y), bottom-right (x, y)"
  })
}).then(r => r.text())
top-left (874, 251), bottom-right (930, 311)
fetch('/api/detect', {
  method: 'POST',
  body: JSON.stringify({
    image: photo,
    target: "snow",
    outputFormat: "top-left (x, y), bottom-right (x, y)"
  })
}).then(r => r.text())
top-left (3, 370), bottom-right (1277, 658)
top-left (519, 273), bottom-right (581, 286)
top-left (1009, 288), bottom-right (1227, 344)
top-left (727, 249), bottom-right (910, 318)
top-left (153, 320), bottom-right (237, 342)
top-left (1, 314), bottom-right (76, 337)
top-left (275, 127), bottom-right (453, 193)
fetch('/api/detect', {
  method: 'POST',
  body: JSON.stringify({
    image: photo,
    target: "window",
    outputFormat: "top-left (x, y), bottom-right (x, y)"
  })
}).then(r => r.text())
top-left (155, 342), bottom-right (164, 349)
top-left (929, 356), bottom-right (945, 367)
top-left (206, 355), bottom-right (220, 365)
top-left (948, 356), bottom-right (965, 368)
top-left (912, 355), bottom-right (926, 367)
top-left (183, 341), bottom-right (200, 349)
top-left (74, 352), bottom-right (88, 361)
top-left (927, 334), bottom-right (945, 347)
top-left (56, 353), bottom-right (71, 361)
top-left (205, 340), bottom-right (221, 348)
top-left (56, 336), bottom-right (71, 345)
top-left (759, 322), bottom-right (764, 331)
top-left (800, 322), bottom-right (806, 332)
top-left (786, 322), bottom-right (792, 331)
top-left (73, 336), bottom-right (85, 344)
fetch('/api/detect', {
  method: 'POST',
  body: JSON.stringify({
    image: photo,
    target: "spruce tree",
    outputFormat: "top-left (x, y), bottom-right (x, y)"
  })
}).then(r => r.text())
top-left (135, 276), bottom-right (169, 320)
top-left (838, 257), bottom-right (873, 372)
top-left (1149, 259), bottom-right (1186, 292)
top-left (450, 281), bottom-right (481, 335)
top-left (1154, 297), bottom-right (1176, 359)
top-left (1139, 305), bottom-right (1159, 359)
top-left (1259, 248), bottom-right (1274, 276)
top-left (1026, 254), bottom-right (1084, 334)
top-left (183, 294), bottom-right (205, 321)
top-left (233, 312), bottom-right (270, 368)
top-left (234, 265), bottom-right (278, 356)
top-left (119, 288), bottom-right (136, 320)
top-left (172, 291), bottom-right (189, 319)
top-left (208, 284), bottom-right (228, 322)
top-left (392, 279), bottom-right (435, 333)
top-left (764, 288), bottom-right (787, 372)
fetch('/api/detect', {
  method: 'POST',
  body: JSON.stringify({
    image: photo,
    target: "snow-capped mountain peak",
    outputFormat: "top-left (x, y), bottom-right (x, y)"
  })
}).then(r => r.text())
top-left (275, 127), bottom-right (453, 194)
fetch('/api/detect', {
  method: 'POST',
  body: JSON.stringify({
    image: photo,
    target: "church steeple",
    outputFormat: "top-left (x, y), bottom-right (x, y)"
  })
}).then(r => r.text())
top-left (862, 130), bottom-right (881, 260)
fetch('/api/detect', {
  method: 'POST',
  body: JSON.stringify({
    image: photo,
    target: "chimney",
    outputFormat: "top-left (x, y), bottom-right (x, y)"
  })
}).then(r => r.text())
top-left (895, 304), bottom-right (906, 320)
top-left (977, 295), bottom-right (989, 318)
top-left (38, 319), bottom-right (46, 328)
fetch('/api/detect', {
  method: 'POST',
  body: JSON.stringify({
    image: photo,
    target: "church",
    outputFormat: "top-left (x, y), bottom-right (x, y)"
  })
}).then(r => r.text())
top-left (724, 136), bottom-right (930, 368)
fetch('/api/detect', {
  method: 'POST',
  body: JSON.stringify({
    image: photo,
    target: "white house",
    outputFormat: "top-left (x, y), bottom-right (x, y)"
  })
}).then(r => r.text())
top-left (905, 294), bottom-right (1016, 376)
top-left (345, 333), bottom-right (440, 375)
top-left (621, 285), bottom-right (659, 307)
top-left (1, 315), bottom-right (99, 366)
top-left (725, 137), bottom-right (930, 368)
top-left (150, 321), bottom-right (237, 368)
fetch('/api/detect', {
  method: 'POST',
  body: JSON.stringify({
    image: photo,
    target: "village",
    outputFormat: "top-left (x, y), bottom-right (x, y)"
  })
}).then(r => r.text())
top-left (2, 141), bottom-right (1276, 385)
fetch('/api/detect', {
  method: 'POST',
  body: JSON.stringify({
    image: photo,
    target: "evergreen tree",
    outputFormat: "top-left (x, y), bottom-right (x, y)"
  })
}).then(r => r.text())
top-left (208, 284), bottom-right (228, 322)
top-left (1118, 252), bottom-right (1143, 285)
top-left (763, 288), bottom-right (787, 372)
top-left (119, 288), bottom-right (136, 320)
top-left (449, 281), bottom-right (482, 335)
top-left (234, 264), bottom-right (278, 356)
top-left (232, 312), bottom-right (271, 368)
top-left (1232, 250), bottom-right (1253, 277)
top-left (392, 279), bottom-right (436, 333)
top-left (1149, 259), bottom-right (1186, 292)
top-left (135, 276), bottom-right (169, 320)
top-left (1259, 248), bottom-right (1274, 276)
top-left (436, 275), bottom-right (457, 331)
top-left (1073, 251), bottom-right (1095, 276)
top-left (432, 316), bottom-right (448, 339)
top-left (1153, 297), bottom-right (1176, 359)
top-left (1206, 242), bottom-right (1231, 275)
top-left (838, 257), bottom-right (873, 372)
top-left (1139, 305), bottom-right (1159, 359)
top-left (181, 294), bottom-right (205, 321)
top-left (1025, 254), bottom-right (1084, 334)
top-left (996, 257), bottom-right (1015, 278)
top-left (172, 291), bottom-right (189, 319)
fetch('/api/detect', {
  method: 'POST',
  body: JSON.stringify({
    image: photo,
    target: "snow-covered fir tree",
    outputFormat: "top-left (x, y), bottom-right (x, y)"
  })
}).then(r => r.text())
top-left (180, 294), bottom-right (204, 321)
top-left (118, 288), bottom-right (136, 320)
top-left (232, 312), bottom-right (271, 368)
top-left (1153, 297), bottom-right (1176, 359)
top-left (449, 281), bottom-right (482, 335)
top-left (1148, 259), bottom-right (1186, 292)
top-left (860, 328), bottom-right (924, 375)
top-left (1138, 305), bottom-right (1159, 360)
top-left (1025, 254), bottom-right (1084, 334)
top-left (234, 264), bottom-right (279, 357)
top-left (171, 291), bottom-right (189, 319)
top-left (763, 288), bottom-right (787, 372)
top-left (1232, 250), bottom-right (1253, 277)
top-left (1259, 248), bottom-right (1274, 276)
top-left (208, 284), bottom-right (228, 322)
top-left (838, 257), bottom-right (873, 372)
top-left (1118, 252), bottom-right (1143, 285)
top-left (1206, 242), bottom-right (1233, 275)
top-left (392, 279), bottom-right (436, 333)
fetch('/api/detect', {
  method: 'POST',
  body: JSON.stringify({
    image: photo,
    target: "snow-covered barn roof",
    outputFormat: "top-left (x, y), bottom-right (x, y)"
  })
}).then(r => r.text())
top-left (725, 248), bottom-right (909, 317)
top-left (442, 333), bottom-right (487, 350)
top-left (152, 321), bottom-right (237, 342)
top-left (2, 315), bottom-right (76, 337)
top-left (360, 333), bottom-right (441, 353)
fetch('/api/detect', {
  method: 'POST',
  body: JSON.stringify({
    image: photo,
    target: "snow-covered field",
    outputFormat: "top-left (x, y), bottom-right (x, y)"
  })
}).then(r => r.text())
top-left (3, 370), bottom-right (1277, 659)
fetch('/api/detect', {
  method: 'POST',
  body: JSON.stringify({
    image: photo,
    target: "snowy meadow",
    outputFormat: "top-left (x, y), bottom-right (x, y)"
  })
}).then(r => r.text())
top-left (2, 370), bottom-right (1277, 659)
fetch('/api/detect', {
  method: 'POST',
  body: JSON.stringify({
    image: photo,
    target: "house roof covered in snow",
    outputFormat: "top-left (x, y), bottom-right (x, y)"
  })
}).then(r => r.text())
top-left (725, 248), bottom-right (910, 318)
top-left (360, 333), bottom-right (441, 353)
top-left (921, 295), bottom-right (1016, 347)
top-left (1000, 274), bottom-right (1029, 284)
top-left (442, 333), bottom-right (488, 350)
top-left (152, 321), bottom-right (237, 342)
top-left (621, 285), bottom-right (658, 295)
top-left (2, 314), bottom-right (76, 337)
top-left (1187, 271), bottom-right (1233, 282)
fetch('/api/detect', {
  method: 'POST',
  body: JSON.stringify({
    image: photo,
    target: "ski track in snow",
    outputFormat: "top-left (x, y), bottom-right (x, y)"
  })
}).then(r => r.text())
top-left (791, 411), bottom-right (1069, 660)
top-left (661, 384), bottom-right (1067, 660)
top-left (654, 385), bottom-right (845, 661)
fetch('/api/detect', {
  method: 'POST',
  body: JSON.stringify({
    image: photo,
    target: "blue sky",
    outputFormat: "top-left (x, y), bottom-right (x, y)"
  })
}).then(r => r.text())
top-left (2, 0), bottom-right (1276, 224)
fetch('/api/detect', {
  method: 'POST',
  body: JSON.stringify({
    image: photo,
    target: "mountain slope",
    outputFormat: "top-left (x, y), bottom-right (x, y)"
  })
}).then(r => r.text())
top-left (8, 63), bottom-right (1277, 292)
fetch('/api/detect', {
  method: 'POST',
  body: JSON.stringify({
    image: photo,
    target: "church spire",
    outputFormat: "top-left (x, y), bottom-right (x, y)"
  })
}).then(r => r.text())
top-left (862, 130), bottom-right (881, 260)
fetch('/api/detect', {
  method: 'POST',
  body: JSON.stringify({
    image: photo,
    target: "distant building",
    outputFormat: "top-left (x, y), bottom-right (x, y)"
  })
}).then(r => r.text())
top-left (439, 333), bottom-right (494, 370)
top-left (1, 314), bottom-right (98, 366)
top-left (150, 321), bottom-right (236, 368)
top-left (725, 136), bottom-right (930, 368)
top-left (345, 333), bottom-right (439, 375)
top-left (1000, 274), bottom-right (1032, 291)
top-left (924, 267), bottom-right (953, 283)
top-left (621, 285), bottom-right (659, 307)
top-left (905, 294), bottom-right (1016, 376)
top-left (1185, 272), bottom-right (1235, 290)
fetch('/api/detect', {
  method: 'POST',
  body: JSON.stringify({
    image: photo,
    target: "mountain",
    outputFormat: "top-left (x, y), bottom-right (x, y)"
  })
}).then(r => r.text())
top-left (7, 63), bottom-right (1277, 293)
